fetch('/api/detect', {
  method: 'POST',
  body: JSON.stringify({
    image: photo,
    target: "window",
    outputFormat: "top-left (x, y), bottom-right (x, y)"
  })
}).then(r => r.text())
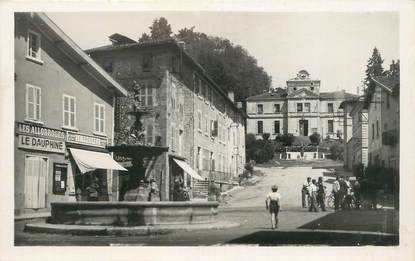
top-left (142, 54), bottom-right (153, 72)
top-left (274, 104), bottom-right (280, 113)
top-left (257, 121), bottom-right (263, 134)
top-left (328, 120), bottom-right (334, 133)
top-left (25, 84), bottom-right (41, 121)
top-left (376, 120), bottom-right (379, 138)
top-left (372, 123), bottom-right (375, 139)
top-left (197, 111), bottom-right (202, 131)
top-left (304, 103), bottom-right (310, 112)
top-left (274, 121), bottom-right (280, 134)
top-left (139, 84), bottom-right (157, 106)
top-left (53, 163), bottom-right (67, 195)
top-left (27, 30), bottom-right (41, 61)
top-left (328, 103), bottom-right (334, 113)
top-left (257, 104), bottom-right (263, 114)
top-left (198, 78), bottom-right (202, 96)
top-left (297, 103), bottom-right (303, 112)
top-left (93, 103), bottom-right (105, 133)
top-left (196, 147), bottom-right (201, 169)
top-left (170, 124), bottom-right (175, 151)
top-left (205, 116), bottom-right (209, 135)
top-left (63, 95), bottom-right (76, 128)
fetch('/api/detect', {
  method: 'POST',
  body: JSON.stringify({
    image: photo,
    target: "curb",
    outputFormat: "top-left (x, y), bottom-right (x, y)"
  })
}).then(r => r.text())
top-left (24, 221), bottom-right (240, 236)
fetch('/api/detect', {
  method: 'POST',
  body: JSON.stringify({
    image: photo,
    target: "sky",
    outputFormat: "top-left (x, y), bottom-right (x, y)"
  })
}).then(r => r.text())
top-left (46, 11), bottom-right (399, 95)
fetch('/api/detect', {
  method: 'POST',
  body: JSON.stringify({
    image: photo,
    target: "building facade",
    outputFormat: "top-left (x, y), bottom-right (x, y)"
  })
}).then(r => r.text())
top-left (246, 70), bottom-right (357, 140)
top-left (87, 37), bottom-right (246, 200)
top-left (365, 76), bottom-right (399, 170)
top-left (14, 13), bottom-right (127, 216)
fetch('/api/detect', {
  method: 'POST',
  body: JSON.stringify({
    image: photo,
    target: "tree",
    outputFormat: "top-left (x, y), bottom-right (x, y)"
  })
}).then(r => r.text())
top-left (364, 47), bottom-right (384, 87)
top-left (138, 17), bottom-right (172, 42)
top-left (275, 133), bottom-right (294, 146)
top-left (309, 132), bottom-right (321, 145)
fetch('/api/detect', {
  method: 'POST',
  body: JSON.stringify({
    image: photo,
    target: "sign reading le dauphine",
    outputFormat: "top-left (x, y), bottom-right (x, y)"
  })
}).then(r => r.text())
top-left (16, 122), bottom-right (66, 153)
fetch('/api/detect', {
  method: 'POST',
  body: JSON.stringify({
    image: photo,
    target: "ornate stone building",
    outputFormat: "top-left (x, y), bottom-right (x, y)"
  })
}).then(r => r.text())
top-left (246, 70), bottom-right (357, 140)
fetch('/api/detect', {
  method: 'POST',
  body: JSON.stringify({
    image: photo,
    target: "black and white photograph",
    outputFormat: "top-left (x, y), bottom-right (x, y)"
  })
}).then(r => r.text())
top-left (1, 1), bottom-right (414, 260)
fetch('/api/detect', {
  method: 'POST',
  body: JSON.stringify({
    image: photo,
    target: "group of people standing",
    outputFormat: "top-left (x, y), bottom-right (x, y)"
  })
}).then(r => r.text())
top-left (332, 176), bottom-right (360, 210)
top-left (301, 177), bottom-right (327, 212)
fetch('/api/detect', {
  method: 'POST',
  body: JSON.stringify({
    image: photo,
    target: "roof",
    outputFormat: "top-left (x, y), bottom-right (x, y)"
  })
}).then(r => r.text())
top-left (320, 90), bottom-right (357, 100)
top-left (339, 96), bottom-right (360, 109)
top-left (86, 38), bottom-right (245, 116)
top-left (372, 76), bottom-right (399, 94)
top-left (245, 88), bottom-right (287, 101)
top-left (287, 88), bottom-right (319, 99)
top-left (109, 33), bottom-right (136, 45)
top-left (29, 13), bottom-right (127, 97)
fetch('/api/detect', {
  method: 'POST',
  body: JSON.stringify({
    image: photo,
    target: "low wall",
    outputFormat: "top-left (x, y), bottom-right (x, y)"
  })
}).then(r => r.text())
top-left (49, 201), bottom-right (219, 226)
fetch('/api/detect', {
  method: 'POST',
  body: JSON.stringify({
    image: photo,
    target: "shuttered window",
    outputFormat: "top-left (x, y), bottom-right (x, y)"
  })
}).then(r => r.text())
top-left (63, 95), bottom-right (76, 128)
top-left (26, 84), bottom-right (41, 121)
top-left (94, 103), bottom-right (105, 133)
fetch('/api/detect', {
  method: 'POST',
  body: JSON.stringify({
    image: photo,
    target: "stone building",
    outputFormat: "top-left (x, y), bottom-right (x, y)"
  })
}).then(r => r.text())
top-left (246, 70), bottom-right (357, 140)
top-left (14, 13), bottom-right (127, 216)
top-left (364, 75), bottom-right (399, 170)
top-left (86, 37), bottom-right (246, 200)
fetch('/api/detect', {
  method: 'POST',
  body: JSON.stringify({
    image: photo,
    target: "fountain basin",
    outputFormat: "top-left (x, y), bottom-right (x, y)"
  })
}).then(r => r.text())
top-left (49, 201), bottom-right (219, 226)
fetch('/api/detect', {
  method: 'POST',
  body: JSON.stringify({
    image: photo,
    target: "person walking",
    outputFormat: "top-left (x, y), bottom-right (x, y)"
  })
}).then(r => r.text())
top-left (266, 185), bottom-right (281, 229)
top-left (317, 177), bottom-right (326, 211)
top-left (301, 177), bottom-right (311, 208)
top-left (344, 177), bottom-right (352, 210)
top-left (308, 179), bottom-right (318, 212)
top-left (332, 176), bottom-right (341, 211)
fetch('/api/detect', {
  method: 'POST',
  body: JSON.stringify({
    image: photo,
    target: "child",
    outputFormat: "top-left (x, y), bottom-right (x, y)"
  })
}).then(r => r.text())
top-left (266, 185), bottom-right (281, 229)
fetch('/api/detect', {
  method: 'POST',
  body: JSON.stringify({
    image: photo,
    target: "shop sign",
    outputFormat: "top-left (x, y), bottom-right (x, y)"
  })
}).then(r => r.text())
top-left (16, 122), bottom-right (66, 140)
top-left (66, 132), bottom-right (107, 148)
top-left (18, 134), bottom-right (65, 154)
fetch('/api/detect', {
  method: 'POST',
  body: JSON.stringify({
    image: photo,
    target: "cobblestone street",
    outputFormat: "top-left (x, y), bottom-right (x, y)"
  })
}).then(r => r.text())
top-left (15, 166), bottom-right (397, 246)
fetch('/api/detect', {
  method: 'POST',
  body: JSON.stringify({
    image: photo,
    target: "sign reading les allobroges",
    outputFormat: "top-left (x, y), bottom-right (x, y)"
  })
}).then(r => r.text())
top-left (16, 122), bottom-right (66, 153)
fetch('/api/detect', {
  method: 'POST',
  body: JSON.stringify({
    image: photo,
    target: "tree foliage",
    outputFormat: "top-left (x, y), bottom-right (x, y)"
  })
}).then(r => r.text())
top-left (246, 133), bottom-right (275, 164)
top-left (275, 133), bottom-right (294, 146)
top-left (364, 47), bottom-right (384, 87)
top-left (137, 18), bottom-right (272, 102)
top-left (139, 17), bottom-right (172, 43)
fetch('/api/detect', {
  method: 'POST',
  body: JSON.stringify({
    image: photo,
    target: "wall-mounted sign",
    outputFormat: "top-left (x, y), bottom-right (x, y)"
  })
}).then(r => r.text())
top-left (66, 132), bottom-right (107, 148)
top-left (18, 134), bottom-right (65, 154)
top-left (16, 122), bottom-right (66, 140)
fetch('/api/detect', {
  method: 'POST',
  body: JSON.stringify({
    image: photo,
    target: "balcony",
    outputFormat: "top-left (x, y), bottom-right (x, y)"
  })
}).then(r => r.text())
top-left (382, 129), bottom-right (399, 146)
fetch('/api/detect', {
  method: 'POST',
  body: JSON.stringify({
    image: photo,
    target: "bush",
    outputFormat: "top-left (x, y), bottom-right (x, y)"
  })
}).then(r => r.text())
top-left (246, 133), bottom-right (276, 164)
top-left (327, 143), bottom-right (344, 160)
top-left (262, 133), bottom-right (270, 141)
top-left (309, 132), bottom-right (321, 145)
top-left (275, 133), bottom-right (294, 146)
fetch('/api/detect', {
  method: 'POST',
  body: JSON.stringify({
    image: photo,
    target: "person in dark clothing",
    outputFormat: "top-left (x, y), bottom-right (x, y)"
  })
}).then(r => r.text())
top-left (317, 177), bottom-right (326, 211)
top-left (86, 176), bottom-right (99, 201)
top-left (339, 176), bottom-right (347, 209)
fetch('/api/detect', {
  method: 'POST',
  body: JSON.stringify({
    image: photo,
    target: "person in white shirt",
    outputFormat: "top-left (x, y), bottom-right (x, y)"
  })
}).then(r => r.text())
top-left (266, 185), bottom-right (281, 229)
top-left (332, 176), bottom-right (341, 211)
top-left (302, 177), bottom-right (311, 208)
top-left (308, 179), bottom-right (318, 212)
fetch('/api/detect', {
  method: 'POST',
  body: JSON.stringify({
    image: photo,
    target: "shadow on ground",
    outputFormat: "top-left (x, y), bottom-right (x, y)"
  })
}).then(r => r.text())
top-left (299, 209), bottom-right (398, 234)
top-left (225, 230), bottom-right (398, 246)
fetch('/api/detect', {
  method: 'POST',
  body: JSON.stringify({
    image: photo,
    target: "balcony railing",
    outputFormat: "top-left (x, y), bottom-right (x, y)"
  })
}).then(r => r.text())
top-left (382, 129), bottom-right (399, 146)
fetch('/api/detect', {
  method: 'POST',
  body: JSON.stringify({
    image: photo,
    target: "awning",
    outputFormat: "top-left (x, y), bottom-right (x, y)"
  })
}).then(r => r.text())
top-left (69, 148), bottom-right (127, 174)
top-left (173, 159), bottom-right (205, 181)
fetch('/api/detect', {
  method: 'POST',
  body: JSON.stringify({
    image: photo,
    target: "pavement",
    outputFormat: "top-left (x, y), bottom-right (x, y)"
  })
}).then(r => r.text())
top-left (14, 166), bottom-right (398, 246)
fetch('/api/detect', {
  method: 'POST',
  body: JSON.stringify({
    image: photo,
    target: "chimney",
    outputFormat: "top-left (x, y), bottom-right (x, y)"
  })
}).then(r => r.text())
top-left (177, 41), bottom-right (186, 50)
top-left (228, 91), bottom-right (234, 103)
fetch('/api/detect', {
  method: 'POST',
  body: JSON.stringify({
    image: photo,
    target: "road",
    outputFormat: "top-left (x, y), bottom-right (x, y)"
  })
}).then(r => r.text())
top-left (15, 166), bottom-right (336, 246)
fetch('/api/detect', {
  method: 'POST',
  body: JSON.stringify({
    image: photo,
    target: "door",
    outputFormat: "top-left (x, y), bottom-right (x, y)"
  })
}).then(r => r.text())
top-left (24, 155), bottom-right (48, 209)
top-left (299, 120), bottom-right (309, 136)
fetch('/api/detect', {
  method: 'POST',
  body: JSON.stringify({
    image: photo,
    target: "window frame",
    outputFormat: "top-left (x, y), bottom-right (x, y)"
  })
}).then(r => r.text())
top-left (274, 120), bottom-right (280, 134)
top-left (26, 29), bottom-right (42, 63)
top-left (93, 103), bottom-right (106, 135)
top-left (257, 104), bottom-right (264, 114)
top-left (274, 103), bottom-right (281, 113)
top-left (25, 84), bottom-right (42, 122)
top-left (304, 102), bottom-right (311, 112)
top-left (257, 120), bottom-right (264, 134)
top-left (62, 94), bottom-right (77, 130)
top-left (197, 110), bottom-right (202, 132)
top-left (297, 103), bottom-right (303, 112)
top-left (327, 119), bottom-right (334, 133)
top-left (328, 103), bottom-right (334, 113)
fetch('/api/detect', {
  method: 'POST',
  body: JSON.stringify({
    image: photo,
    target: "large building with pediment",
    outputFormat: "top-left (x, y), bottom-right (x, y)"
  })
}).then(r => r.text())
top-left (246, 70), bottom-right (357, 140)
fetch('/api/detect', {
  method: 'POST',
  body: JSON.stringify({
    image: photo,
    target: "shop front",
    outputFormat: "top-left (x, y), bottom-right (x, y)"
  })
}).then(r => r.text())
top-left (14, 122), bottom-right (127, 216)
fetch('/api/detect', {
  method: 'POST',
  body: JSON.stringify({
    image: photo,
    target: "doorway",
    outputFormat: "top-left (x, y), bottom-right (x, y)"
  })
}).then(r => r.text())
top-left (299, 119), bottom-right (309, 136)
top-left (24, 155), bottom-right (48, 209)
